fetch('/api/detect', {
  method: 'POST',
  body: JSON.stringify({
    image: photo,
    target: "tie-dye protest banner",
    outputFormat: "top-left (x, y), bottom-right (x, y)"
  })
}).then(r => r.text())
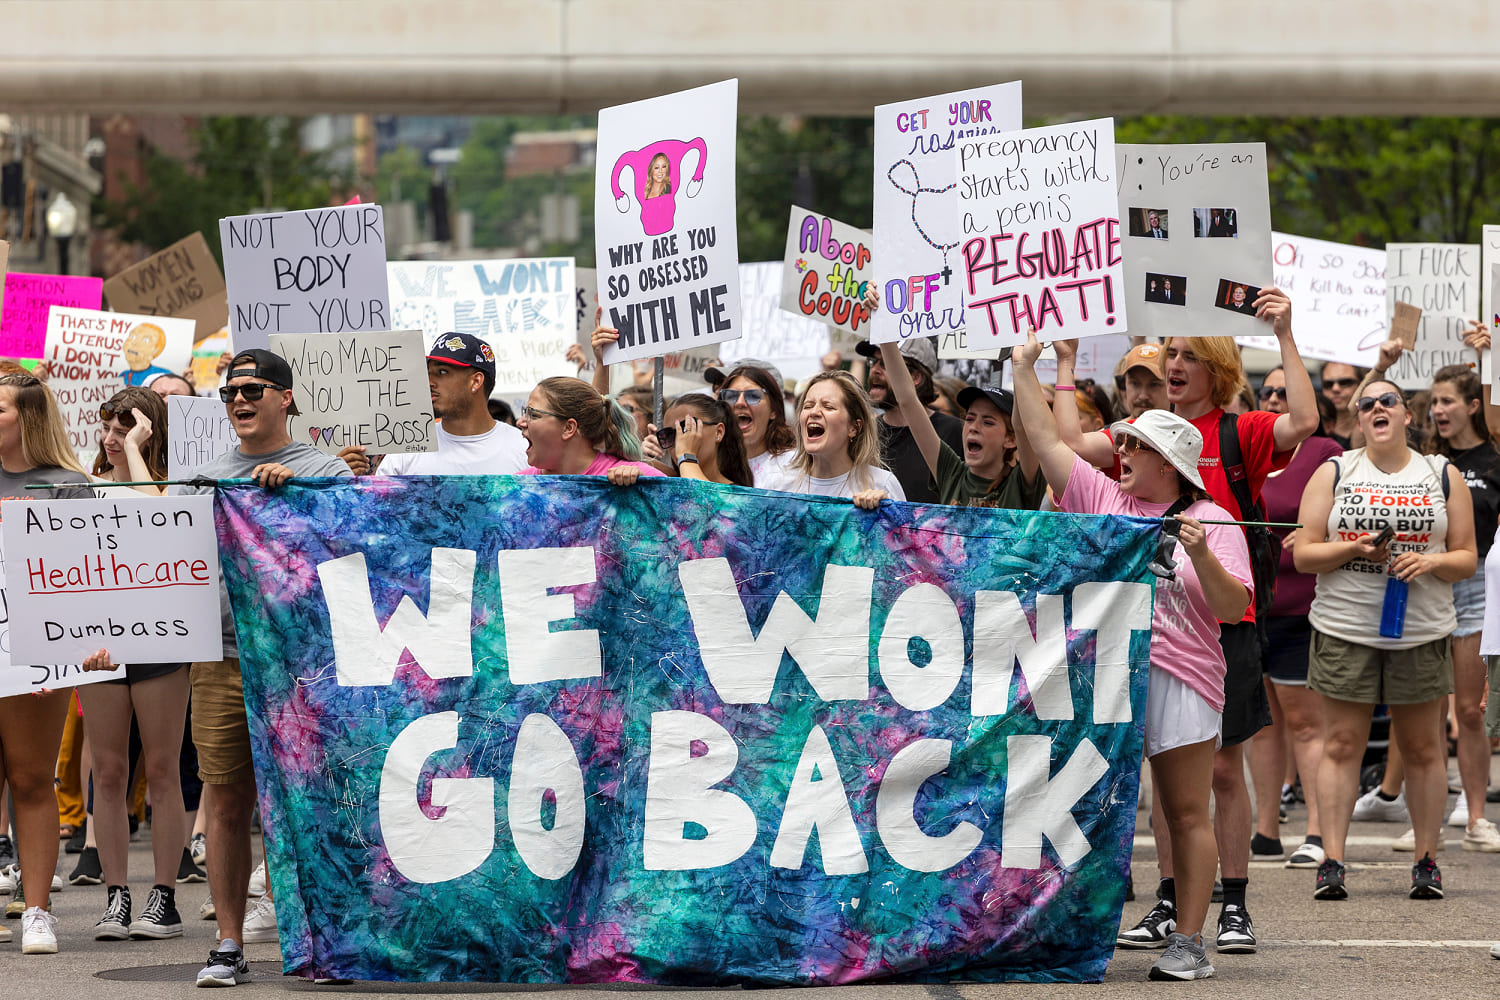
top-left (216, 477), bottom-right (1158, 985)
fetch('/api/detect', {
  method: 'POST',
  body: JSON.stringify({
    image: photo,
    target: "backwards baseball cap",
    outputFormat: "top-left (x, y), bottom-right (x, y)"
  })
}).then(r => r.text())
top-left (1118, 343), bottom-right (1166, 380)
top-left (427, 332), bottom-right (497, 381)
top-left (228, 349), bottom-right (294, 389)
top-left (956, 384), bottom-right (1015, 416)
top-left (856, 336), bottom-right (938, 373)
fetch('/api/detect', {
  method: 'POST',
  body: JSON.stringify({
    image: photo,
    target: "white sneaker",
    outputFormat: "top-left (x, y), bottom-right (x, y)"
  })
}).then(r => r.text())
top-left (21, 907), bottom-right (58, 954)
top-left (1391, 827), bottom-right (1446, 852)
top-left (1352, 787), bottom-right (1409, 823)
top-left (1463, 817), bottom-right (1500, 852)
top-left (1286, 841), bottom-right (1327, 869)
top-left (1491, 941), bottom-right (1500, 959)
top-left (0, 864), bottom-right (15, 895)
top-left (247, 861), bottom-right (267, 898)
top-left (241, 895), bottom-right (279, 944)
top-left (1448, 795), bottom-right (1470, 828)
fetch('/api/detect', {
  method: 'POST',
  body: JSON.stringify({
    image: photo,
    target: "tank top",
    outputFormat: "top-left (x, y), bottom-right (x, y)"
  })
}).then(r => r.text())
top-left (1309, 448), bottom-right (1454, 650)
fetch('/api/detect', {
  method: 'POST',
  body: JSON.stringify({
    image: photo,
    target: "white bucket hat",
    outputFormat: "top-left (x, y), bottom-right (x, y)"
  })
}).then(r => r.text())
top-left (1109, 410), bottom-right (1205, 490)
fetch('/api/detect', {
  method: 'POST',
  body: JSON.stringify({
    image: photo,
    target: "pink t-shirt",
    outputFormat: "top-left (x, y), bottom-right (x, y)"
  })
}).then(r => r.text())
top-left (1056, 455), bottom-right (1251, 712)
top-left (521, 452), bottom-right (666, 477)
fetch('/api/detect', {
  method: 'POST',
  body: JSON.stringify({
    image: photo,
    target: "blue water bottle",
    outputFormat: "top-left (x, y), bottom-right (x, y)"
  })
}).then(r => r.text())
top-left (1380, 574), bottom-right (1409, 639)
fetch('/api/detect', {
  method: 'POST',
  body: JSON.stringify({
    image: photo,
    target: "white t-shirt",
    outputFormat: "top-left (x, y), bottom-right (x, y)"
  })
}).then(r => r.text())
top-left (760, 463), bottom-right (906, 501)
top-left (378, 422), bottom-right (528, 476)
top-left (748, 448), bottom-right (797, 488)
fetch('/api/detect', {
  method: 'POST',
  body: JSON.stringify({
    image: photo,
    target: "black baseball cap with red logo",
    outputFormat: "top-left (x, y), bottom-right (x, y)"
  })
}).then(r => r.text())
top-left (427, 332), bottom-right (497, 381)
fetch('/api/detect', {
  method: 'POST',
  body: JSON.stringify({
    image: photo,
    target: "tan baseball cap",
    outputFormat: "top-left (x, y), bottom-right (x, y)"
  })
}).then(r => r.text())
top-left (1118, 343), bottom-right (1165, 379)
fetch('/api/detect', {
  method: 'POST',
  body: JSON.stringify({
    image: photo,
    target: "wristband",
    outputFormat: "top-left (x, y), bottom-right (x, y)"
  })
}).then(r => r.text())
top-left (1054, 383), bottom-right (1076, 391)
top-left (677, 453), bottom-right (700, 466)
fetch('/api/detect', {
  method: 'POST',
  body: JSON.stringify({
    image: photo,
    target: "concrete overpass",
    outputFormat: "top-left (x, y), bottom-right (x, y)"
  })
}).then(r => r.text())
top-left (3, 0), bottom-right (1498, 117)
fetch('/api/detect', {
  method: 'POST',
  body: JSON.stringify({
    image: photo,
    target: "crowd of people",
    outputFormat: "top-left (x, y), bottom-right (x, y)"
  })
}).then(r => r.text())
top-left (0, 287), bottom-right (1497, 986)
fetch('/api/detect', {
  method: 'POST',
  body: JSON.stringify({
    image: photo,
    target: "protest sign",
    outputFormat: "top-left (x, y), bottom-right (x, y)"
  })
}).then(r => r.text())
top-left (0, 271), bottom-right (103, 358)
top-left (270, 329), bottom-right (435, 456)
top-left (957, 118), bottom-right (1124, 348)
top-left (1482, 226), bottom-right (1500, 396)
top-left (780, 207), bottom-right (874, 336)
top-left (190, 328), bottom-right (231, 393)
top-left (1114, 143), bottom-right (1271, 341)
top-left (595, 80), bottom-right (743, 365)
top-left (388, 258), bottom-right (575, 408)
top-left (220, 204), bottom-right (390, 353)
top-left (0, 535), bottom-right (108, 698)
top-left (873, 81), bottom-right (1022, 347)
top-left (2, 495), bottom-right (221, 664)
top-left (1391, 302), bottom-right (1421, 349)
top-left (721, 262), bottom-right (832, 383)
top-left (1235, 232), bottom-right (1386, 366)
top-left (1384, 243), bottom-right (1479, 390)
top-left (936, 326), bottom-right (1005, 362)
top-left (43, 307), bottom-right (195, 465)
top-left (218, 476), bottom-right (1156, 985)
top-left (103, 232), bottom-right (229, 341)
top-left (168, 394), bottom-right (236, 481)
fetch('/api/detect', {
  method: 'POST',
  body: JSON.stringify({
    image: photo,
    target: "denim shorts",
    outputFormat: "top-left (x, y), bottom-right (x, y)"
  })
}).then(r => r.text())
top-left (1453, 571), bottom-right (1485, 637)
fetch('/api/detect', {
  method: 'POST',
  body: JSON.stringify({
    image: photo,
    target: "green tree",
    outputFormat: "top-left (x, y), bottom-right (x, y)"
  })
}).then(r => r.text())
top-left (374, 145), bottom-right (433, 221)
top-left (736, 116), bottom-right (874, 261)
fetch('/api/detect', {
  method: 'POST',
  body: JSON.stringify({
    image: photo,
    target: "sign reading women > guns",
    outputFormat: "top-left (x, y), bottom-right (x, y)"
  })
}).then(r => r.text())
top-left (2, 495), bottom-right (222, 664)
top-left (218, 476), bottom-right (1159, 985)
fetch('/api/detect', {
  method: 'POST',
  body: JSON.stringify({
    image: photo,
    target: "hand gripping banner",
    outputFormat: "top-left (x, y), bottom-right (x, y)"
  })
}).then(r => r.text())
top-left (214, 476), bottom-right (1159, 984)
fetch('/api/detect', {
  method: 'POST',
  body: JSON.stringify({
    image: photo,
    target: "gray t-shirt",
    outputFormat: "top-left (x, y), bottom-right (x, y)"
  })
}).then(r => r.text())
top-left (184, 442), bottom-right (351, 658)
top-left (0, 464), bottom-right (94, 505)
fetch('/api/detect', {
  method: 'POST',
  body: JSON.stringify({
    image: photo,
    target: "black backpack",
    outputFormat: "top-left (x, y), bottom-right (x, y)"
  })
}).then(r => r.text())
top-left (1219, 412), bottom-right (1281, 616)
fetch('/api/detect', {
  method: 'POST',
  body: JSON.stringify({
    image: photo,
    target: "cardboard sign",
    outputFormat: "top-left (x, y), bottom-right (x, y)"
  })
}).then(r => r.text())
top-left (1114, 143), bottom-right (1272, 341)
top-left (872, 81), bottom-right (1023, 347)
top-left (1384, 243), bottom-right (1479, 390)
top-left (0, 272), bottom-right (104, 358)
top-left (779, 207), bottom-right (874, 336)
top-left (43, 307), bottom-right (195, 466)
top-left (595, 80), bottom-right (743, 364)
top-left (2, 495), bottom-right (222, 664)
top-left (388, 258), bottom-right (576, 407)
top-left (721, 262), bottom-right (833, 383)
top-left (1236, 232), bottom-right (1387, 366)
top-left (957, 118), bottom-right (1125, 347)
top-left (270, 329), bottom-right (435, 455)
top-left (1391, 302), bottom-right (1422, 349)
top-left (220, 204), bottom-right (391, 353)
top-left (103, 233), bottom-right (229, 342)
top-left (168, 394), bottom-right (237, 481)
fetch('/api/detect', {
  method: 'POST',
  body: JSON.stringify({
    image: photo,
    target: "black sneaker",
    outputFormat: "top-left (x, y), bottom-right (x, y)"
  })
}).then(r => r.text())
top-left (131, 885), bottom-right (183, 939)
top-left (0, 835), bottom-right (14, 868)
top-left (1215, 903), bottom-right (1256, 953)
top-left (70, 846), bottom-right (104, 886)
top-left (1410, 855), bottom-right (1444, 899)
top-left (65, 819), bottom-right (87, 855)
top-left (1315, 858), bottom-right (1347, 900)
top-left (95, 885), bottom-right (131, 940)
top-left (1118, 899), bottom-right (1176, 948)
top-left (1250, 833), bottom-right (1285, 861)
top-left (177, 848), bottom-right (207, 885)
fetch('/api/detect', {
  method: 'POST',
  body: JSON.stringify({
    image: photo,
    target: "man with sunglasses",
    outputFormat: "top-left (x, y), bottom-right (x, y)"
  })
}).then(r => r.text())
top-left (1319, 361), bottom-right (1366, 447)
top-left (180, 349), bottom-right (353, 987)
top-left (855, 336), bottom-right (963, 503)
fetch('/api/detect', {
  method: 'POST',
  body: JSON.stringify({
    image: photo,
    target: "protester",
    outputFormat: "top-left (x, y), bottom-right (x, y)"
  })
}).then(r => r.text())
top-left (758, 370), bottom-right (902, 508)
top-left (180, 350), bottom-right (354, 986)
top-left (148, 372), bottom-right (197, 398)
top-left (1295, 377), bottom-right (1475, 900)
top-left (1318, 361), bottom-right (1366, 447)
top-left (656, 393), bottom-right (753, 487)
top-left (706, 362), bottom-right (797, 486)
top-left (0, 372), bottom-right (94, 953)
top-left (517, 376), bottom-right (665, 485)
top-left (1061, 342), bottom-right (1167, 467)
top-left (857, 336), bottom-right (963, 503)
top-left (1014, 330), bottom-right (1250, 981)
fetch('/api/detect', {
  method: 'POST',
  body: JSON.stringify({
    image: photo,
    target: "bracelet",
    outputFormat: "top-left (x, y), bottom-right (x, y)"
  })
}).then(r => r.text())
top-left (677, 453), bottom-right (700, 466)
top-left (1054, 383), bottom-right (1076, 392)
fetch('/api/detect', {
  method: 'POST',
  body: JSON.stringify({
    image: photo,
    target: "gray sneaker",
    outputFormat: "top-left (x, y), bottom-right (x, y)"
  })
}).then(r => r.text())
top-left (1149, 932), bottom-right (1216, 981)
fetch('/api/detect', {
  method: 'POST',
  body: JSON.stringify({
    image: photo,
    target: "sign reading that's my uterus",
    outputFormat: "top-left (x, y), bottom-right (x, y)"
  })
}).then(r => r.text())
top-left (871, 81), bottom-right (1022, 348)
top-left (595, 79), bottom-right (743, 365)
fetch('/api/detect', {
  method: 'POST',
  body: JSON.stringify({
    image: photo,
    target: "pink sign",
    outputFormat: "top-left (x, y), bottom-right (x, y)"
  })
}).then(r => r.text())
top-left (1, 272), bottom-right (104, 358)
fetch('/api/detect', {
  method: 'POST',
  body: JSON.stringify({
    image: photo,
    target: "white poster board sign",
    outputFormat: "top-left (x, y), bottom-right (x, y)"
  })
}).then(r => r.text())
top-left (270, 329), bottom-right (435, 455)
top-left (43, 307), bottom-right (195, 467)
top-left (1481, 227), bottom-right (1500, 397)
top-left (2, 495), bottom-right (222, 664)
top-left (1236, 232), bottom-right (1386, 366)
top-left (168, 394), bottom-right (237, 482)
top-left (1385, 244), bottom-right (1480, 390)
top-left (780, 207), bottom-right (874, 337)
top-left (1115, 143), bottom-right (1272, 341)
top-left (721, 262), bottom-right (832, 384)
top-left (220, 204), bottom-right (391, 353)
top-left (956, 118), bottom-right (1124, 347)
top-left (0, 531), bottom-right (108, 697)
top-left (872, 81), bottom-right (1023, 346)
top-left (595, 79), bottom-right (743, 364)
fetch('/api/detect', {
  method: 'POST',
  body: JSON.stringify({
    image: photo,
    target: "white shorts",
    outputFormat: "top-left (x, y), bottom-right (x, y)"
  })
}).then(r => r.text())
top-left (1144, 665), bottom-right (1222, 759)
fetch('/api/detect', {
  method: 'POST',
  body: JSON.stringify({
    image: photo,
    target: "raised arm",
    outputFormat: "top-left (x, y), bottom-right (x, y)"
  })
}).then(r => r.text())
top-left (590, 307), bottom-right (615, 395)
top-left (1255, 288), bottom-right (1319, 452)
top-left (878, 341), bottom-right (943, 477)
top-left (1461, 321), bottom-right (1500, 438)
top-left (1011, 330), bottom-right (1079, 498)
top-left (1050, 339), bottom-right (1117, 469)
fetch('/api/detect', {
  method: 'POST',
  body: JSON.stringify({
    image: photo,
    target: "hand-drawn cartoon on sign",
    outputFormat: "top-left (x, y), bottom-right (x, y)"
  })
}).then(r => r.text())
top-left (779, 207), bottom-right (873, 336)
top-left (0, 272), bottom-right (103, 358)
top-left (388, 258), bottom-right (575, 406)
top-left (220, 204), bottom-right (390, 353)
top-left (956, 118), bottom-right (1125, 348)
top-left (270, 329), bottom-right (435, 456)
top-left (1114, 143), bottom-right (1271, 340)
top-left (872, 81), bottom-right (1022, 347)
top-left (1235, 232), bottom-right (1386, 366)
top-left (1384, 243), bottom-right (1479, 390)
top-left (595, 80), bottom-right (743, 365)
top-left (103, 232), bottom-right (229, 342)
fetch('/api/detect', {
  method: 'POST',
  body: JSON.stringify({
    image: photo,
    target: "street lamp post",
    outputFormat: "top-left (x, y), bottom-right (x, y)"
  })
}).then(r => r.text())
top-left (46, 191), bottom-right (77, 275)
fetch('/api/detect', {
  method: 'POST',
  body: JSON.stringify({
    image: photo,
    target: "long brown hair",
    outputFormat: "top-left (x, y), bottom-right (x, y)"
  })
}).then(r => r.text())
top-left (0, 372), bottom-right (86, 473)
top-left (92, 386), bottom-right (169, 480)
top-left (1431, 363), bottom-right (1495, 455)
top-left (720, 364), bottom-right (794, 455)
top-left (535, 377), bottom-right (625, 457)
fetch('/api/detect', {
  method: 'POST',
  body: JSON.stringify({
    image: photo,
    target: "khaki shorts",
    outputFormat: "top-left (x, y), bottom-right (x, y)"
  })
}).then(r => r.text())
top-left (1309, 630), bottom-right (1452, 705)
top-left (190, 658), bottom-right (254, 785)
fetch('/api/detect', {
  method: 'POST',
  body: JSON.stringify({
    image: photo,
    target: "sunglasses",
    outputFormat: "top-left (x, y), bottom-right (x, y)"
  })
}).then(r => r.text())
top-left (1322, 377), bottom-right (1359, 390)
top-left (1355, 391), bottom-right (1404, 413)
top-left (1117, 435), bottom-right (1158, 457)
top-left (98, 401), bottom-right (136, 422)
top-left (218, 383), bottom-right (281, 403)
top-left (655, 426), bottom-right (677, 449)
top-left (719, 388), bottom-right (766, 406)
top-left (1258, 386), bottom-right (1288, 401)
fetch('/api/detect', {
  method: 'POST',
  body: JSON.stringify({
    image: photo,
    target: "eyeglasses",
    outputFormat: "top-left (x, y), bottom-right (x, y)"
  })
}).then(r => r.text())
top-left (1258, 386), bottom-right (1288, 401)
top-left (719, 388), bottom-right (766, 407)
top-left (1322, 377), bottom-right (1359, 390)
top-left (1355, 391), bottom-right (1404, 413)
top-left (218, 383), bottom-right (281, 403)
top-left (520, 404), bottom-right (565, 422)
